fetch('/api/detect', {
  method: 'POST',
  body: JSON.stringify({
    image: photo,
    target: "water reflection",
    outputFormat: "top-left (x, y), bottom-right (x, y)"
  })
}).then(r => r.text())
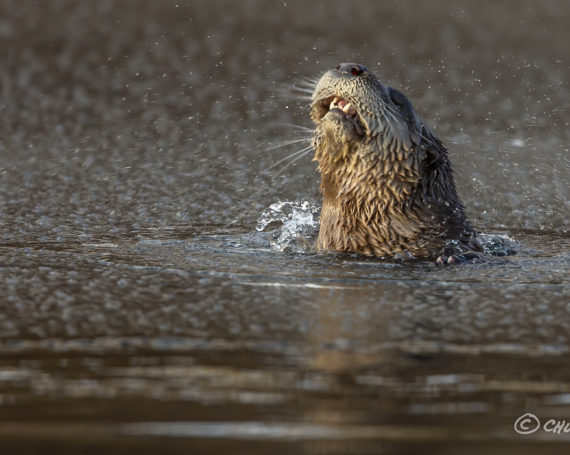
top-left (0, 0), bottom-right (569, 453)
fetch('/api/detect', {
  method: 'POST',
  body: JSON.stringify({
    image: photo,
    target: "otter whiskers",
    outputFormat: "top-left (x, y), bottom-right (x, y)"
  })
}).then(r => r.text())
top-left (266, 144), bottom-right (313, 174)
top-left (266, 137), bottom-right (312, 151)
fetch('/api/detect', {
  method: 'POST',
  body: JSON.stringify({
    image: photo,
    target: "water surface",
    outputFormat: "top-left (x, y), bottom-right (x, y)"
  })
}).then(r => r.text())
top-left (0, 0), bottom-right (568, 453)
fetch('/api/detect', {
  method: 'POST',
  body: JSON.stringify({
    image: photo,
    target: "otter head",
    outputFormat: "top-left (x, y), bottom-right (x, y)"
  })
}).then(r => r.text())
top-left (310, 63), bottom-right (473, 257)
top-left (311, 63), bottom-right (424, 195)
top-left (311, 63), bottom-right (422, 165)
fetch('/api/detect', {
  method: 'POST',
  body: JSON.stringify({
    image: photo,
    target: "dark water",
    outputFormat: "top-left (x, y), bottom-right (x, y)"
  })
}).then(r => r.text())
top-left (0, 1), bottom-right (569, 453)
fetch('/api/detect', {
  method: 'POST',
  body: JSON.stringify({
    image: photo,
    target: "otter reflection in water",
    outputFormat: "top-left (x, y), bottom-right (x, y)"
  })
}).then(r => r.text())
top-left (310, 63), bottom-right (482, 264)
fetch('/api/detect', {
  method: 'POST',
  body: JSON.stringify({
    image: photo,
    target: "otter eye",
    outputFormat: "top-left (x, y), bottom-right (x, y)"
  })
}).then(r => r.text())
top-left (351, 67), bottom-right (363, 76)
top-left (336, 63), bottom-right (366, 76)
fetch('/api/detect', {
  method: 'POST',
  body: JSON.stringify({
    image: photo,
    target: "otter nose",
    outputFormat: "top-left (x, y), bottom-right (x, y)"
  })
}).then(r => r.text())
top-left (335, 63), bottom-right (367, 76)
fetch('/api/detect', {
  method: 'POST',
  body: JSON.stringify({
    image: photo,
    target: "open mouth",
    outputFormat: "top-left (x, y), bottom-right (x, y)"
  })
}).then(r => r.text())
top-left (322, 96), bottom-right (357, 118)
top-left (317, 95), bottom-right (365, 136)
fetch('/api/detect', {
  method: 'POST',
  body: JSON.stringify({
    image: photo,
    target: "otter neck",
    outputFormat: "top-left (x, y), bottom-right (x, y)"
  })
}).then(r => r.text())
top-left (315, 143), bottom-right (432, 257)
top-left (319, 153), bottom-right (418, 218)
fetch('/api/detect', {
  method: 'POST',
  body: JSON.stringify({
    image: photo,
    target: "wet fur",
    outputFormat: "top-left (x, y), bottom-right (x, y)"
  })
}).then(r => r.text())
top-left (311, 64), bottom-right (481, 259)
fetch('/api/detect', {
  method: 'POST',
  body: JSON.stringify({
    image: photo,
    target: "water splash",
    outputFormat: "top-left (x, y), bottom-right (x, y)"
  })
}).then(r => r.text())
top-left (257, 202), bottom-right (519, 257)
top-left (256, 200), bottom-right (320, 253)
top-left (478, 233), bottom-right (519, 256)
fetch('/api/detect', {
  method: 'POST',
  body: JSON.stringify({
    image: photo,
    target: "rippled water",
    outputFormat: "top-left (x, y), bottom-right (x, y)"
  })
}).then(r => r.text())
top-left (0, 0), bottom-right (569, 453)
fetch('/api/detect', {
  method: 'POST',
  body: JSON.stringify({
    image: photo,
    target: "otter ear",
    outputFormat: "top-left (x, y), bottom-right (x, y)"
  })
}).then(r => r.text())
top-left (421, 125), bottom-right (449, 172)
top-left (388, 87), bottom-right (422, 145)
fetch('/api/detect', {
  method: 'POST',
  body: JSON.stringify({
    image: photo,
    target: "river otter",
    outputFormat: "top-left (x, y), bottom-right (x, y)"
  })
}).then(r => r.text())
top-left (310, 63), bottom-right (481, 263)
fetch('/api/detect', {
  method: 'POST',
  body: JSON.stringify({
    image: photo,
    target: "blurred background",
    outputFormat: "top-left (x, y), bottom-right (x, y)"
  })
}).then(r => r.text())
top-left (0, 0), bottom-right (568, 238)
top-left (0, 1), bottom-right (568, 454)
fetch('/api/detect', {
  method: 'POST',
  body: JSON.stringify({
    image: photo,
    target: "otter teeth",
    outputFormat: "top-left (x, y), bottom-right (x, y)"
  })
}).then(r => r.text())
top-left (342, 102), bottom-right (356, 116)
top-left (329, 97), bottom-right (357, 116)
top-left (329, 97), bottom-right (340, 110)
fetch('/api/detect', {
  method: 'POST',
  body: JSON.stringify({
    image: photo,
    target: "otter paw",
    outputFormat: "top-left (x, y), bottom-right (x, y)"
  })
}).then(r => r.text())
top-left (435, 251), bottom-right (482, 266)
top-left (436, 255), bottom-right (453, 266)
